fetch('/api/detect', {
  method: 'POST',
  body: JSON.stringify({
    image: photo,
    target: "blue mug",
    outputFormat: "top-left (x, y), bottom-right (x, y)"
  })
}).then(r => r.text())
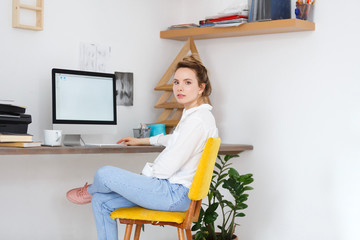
top-left (147, 124), bottom-right (166, 137)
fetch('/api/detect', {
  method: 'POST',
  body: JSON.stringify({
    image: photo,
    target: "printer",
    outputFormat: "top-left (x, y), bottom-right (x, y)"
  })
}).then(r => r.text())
top-left (0, 103), bottom-right (32, 134)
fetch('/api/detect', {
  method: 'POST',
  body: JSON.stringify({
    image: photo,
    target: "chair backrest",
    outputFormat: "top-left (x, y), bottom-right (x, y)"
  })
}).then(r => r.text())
top-left (188, 137), bottom-right (221, 201)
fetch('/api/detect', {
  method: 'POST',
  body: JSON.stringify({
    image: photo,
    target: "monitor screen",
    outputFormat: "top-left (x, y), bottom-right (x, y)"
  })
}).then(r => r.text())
top-left (52, 68), bottom-right (116, 125)
top-left (52, 68), bottom-right (117, 146)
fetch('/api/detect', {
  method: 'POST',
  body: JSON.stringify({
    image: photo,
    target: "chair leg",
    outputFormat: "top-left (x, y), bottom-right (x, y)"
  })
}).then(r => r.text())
top-left (134, 224), bottom-right (141, 240)
top-left (185, 229), bottom-right (192, 240)
top-left (124, 224), bottom-right (133, 240)
top-left (177, 228), bottom-right (185, 240)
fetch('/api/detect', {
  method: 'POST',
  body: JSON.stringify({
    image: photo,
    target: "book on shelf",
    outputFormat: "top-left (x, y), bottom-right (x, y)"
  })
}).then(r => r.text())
top-left (0, 133), bottom-right (33, 142)
top-left (207, 14), bottom-right (248, 23)
top-left (213, 18), bottom-right (248, 27)
top-left (0, 141), bottom-right (41, 148)
top-left (200, 13), bottom-right (248, 23)
top-left (200, 23), bottom-right (215, 27)
top-left (200, 18), bottom-right (248, 28)
top-left (199, 14), bottom-right (248, 27)
top-left (204, 11), bottom-right (249, 20)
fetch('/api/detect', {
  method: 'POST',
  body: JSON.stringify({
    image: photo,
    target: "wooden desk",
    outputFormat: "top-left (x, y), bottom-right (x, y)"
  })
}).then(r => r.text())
top-left (0, 144), bottom-right (253, 155)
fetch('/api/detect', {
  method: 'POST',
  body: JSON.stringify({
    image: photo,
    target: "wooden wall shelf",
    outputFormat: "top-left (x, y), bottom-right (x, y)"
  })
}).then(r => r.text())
top-left (160, 19), bottom-right (315, 41)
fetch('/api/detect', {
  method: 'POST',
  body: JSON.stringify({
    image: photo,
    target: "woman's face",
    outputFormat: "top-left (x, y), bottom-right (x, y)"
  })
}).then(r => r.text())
top-left (173, 68), bottom-right (205, 109)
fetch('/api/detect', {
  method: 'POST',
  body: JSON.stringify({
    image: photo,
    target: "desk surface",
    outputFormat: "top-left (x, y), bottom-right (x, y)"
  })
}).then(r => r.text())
top-left (0, 144), bottom-right (253, 155)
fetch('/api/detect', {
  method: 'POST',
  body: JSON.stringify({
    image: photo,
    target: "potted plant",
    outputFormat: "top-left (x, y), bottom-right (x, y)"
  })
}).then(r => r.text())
top-left (192, 154), bottom-right (254, 240)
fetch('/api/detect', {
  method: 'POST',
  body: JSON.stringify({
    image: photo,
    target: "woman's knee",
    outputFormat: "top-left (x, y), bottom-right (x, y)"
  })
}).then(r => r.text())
top-left (94, 165), bottom-right (116, 182)
top-left (96, 165), bottom-right (115, 175)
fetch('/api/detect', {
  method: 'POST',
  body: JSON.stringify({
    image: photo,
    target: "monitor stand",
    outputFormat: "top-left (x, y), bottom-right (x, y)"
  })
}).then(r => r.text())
top-left (63, 134), bottom-right (82, 146)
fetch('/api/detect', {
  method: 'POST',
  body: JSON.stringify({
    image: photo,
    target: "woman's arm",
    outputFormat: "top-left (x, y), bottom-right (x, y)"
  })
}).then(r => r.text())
top-left (117, 137), bottom-right (150, 146)
top-left (150, 134), bottom-right (172, 146)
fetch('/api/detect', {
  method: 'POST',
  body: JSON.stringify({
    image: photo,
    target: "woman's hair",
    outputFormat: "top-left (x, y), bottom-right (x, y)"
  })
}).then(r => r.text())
top-left (174, 53), bottom-right (212, 97)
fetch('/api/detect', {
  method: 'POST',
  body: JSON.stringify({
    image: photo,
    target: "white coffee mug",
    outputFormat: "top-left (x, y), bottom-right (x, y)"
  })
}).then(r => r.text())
top-left (43, 130), bottom-right (62, 146)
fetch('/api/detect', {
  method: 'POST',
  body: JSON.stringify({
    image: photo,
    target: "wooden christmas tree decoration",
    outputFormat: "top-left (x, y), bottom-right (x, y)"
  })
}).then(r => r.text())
top-left (154, 37), bottom-right (210, 132)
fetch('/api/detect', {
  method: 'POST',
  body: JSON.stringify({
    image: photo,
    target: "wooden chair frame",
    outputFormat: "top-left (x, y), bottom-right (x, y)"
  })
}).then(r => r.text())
top-left (119, 200), bottom-right (202, 240)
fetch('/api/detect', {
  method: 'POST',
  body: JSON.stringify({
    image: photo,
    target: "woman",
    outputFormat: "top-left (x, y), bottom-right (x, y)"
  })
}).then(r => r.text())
top-left (66, 54), bottom-right (218, 240)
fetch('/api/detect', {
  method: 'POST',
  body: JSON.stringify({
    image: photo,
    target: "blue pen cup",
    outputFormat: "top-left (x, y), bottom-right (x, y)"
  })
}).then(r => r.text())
top-left (147, 124), bottom-right (166, 137)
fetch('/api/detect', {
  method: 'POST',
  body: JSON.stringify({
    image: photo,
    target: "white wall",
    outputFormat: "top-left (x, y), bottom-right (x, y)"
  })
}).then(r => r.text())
top-left (1, 0), bottom-right (360, 240)
top-left (180, 0), bottom-right (360, 240)
top-left (0, 0), bottom-right (185, 142)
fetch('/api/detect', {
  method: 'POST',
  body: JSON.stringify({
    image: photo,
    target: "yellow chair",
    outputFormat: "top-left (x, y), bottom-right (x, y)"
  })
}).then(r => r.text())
top-left (110, 137), bottom-right (221, 240)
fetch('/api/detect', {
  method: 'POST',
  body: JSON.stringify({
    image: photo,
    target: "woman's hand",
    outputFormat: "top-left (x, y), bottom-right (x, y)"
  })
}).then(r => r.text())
top-left (117, 137), bottom-right (150, 146)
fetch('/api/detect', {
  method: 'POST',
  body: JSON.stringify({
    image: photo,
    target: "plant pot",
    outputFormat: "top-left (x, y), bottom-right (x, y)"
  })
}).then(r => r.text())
top-left (227, 234), bottom-right (238, 240)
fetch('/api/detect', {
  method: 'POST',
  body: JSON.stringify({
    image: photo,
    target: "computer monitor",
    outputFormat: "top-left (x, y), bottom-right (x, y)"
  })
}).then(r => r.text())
top-left (52, 68), bottom-right (117, 146)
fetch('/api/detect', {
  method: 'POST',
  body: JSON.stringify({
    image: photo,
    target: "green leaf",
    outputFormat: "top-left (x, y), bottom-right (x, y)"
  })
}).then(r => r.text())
top-left (214, 179), bottom-right (226, 189)
top-left (221, 166), bottom-right (231, 173)
top-left (208, 191), bottom-right (214, 202)
top-left (224, 154), bottom-right (239, 162)
top-left (223, 178), bottom-right (237, 192)
top-left (192, 222), bottom-right (201, 231)
top-left (243, 186), bottom-right (254, 191)
top-left (207, 202), bottom-right (219, 212)
top-left (223, 162), bottom-right (232, 168)
top-left (228, 168), bottom-right (240, 179)
top-left (238, 193), bottom-right (249, 200)
top-left (244, 178), bottom-right (254, 185)
top-left (203, 202), bottom-right (219, 224)
top-left (219, 157), bottom-right (226, 165)
top-left (236, 212), bottom-right (246, 217)
top-left (224, 155), bottom-right (230, 161)
top-left (237, 203), bottom-right (248, 210)
top-left (223, 200), bottom-right (235, 210)
top-left (204, 211), bottom-right (218, 224)
top-left (217, 173), bottom-right (228, 181)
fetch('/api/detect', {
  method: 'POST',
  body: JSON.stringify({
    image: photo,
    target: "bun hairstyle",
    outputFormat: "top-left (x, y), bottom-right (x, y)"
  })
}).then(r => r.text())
top-left (175, 53), bottom-right (212, 98)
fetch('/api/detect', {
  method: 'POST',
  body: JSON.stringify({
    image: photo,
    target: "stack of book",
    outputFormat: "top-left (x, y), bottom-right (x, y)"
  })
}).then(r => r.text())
top-left (0, 133), bottom-right (40, 147)
top-left (199, 11), bottom-right (249, 27)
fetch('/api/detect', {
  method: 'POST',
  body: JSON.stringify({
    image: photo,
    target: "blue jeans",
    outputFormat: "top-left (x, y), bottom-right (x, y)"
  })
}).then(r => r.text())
top-left (87, 166), bottom-right (191, 240)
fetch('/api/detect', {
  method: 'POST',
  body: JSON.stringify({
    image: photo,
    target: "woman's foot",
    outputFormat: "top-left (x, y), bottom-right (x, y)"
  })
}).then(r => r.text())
top-left (66, 182), bottom-right (92, 204)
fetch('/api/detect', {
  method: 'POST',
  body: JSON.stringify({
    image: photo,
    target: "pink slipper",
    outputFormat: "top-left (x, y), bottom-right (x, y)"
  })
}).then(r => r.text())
top-left (66, 182), bottom-right (92, 204)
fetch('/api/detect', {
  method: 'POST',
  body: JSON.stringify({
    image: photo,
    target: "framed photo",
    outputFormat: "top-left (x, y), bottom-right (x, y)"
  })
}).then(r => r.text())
top-left (115, 72), bottom-right (133, 106)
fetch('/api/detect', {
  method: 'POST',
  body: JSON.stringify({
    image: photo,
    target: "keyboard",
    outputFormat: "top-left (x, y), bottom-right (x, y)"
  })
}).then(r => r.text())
top-left (84, 143), bottom-right (127, 147)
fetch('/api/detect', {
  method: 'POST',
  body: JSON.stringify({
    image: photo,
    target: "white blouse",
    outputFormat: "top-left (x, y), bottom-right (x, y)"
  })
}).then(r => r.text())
top-left (142, 104), bottom-right (218, 188)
